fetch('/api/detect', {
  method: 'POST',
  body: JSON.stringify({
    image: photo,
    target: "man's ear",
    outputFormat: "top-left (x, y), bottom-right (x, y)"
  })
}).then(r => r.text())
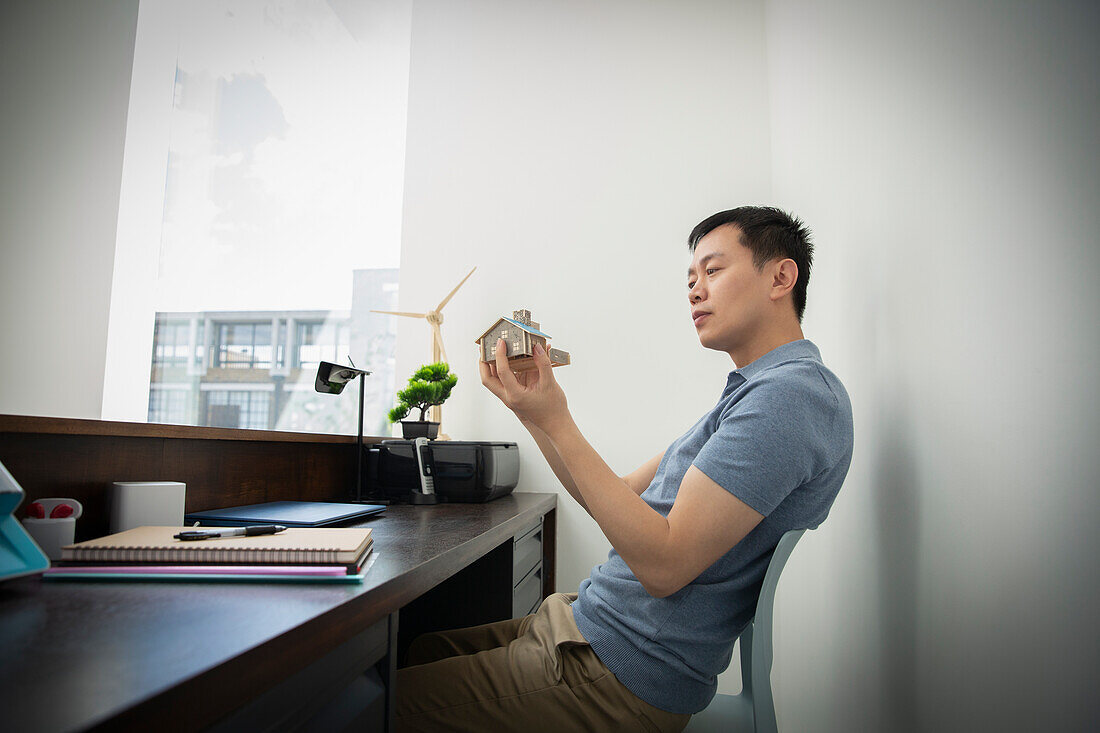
top-left (770, 259), bottom-right (798, 302)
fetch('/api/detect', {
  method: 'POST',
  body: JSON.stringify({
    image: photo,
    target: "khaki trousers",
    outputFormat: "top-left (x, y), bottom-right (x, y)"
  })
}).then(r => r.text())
top-left (395, 592), bottom-right (690, 733)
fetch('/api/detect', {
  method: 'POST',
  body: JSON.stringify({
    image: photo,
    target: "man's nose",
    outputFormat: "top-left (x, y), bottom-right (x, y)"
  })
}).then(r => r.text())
top-left (688, 281), bottom-right (705, 302)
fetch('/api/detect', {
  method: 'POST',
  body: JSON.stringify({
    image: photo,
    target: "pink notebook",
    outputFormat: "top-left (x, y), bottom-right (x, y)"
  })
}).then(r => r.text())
top-left (46, 565), bottom-right (348, 576)
top-left (42, 564), bottom-right (367, 583)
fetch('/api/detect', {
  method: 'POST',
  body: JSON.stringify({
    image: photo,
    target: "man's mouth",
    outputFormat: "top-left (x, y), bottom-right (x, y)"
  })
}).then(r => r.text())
top-left (692, 312), bottom-right (710, 327)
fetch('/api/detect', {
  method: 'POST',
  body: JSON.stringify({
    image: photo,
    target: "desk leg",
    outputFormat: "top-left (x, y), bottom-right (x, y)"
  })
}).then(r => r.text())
top-left (542, 508), bottom-right (557, 598)
top-left (381, 612), bottom-right (399, 732)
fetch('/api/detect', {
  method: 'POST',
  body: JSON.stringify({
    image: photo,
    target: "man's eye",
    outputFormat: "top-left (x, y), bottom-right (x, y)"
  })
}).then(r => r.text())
top-left (687, 281), bottom-right (695, 289)
top-left (706, 268), bottom-right (718, 275)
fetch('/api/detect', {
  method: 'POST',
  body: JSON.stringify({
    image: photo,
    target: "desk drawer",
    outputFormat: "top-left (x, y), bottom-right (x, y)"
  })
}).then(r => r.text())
top-left (513, 562), bottom-right (543, 619)
top-left (512, 518), bottom-right (543, 588)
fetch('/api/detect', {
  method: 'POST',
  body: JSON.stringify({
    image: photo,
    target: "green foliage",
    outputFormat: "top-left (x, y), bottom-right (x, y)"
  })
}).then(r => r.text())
top-left (387, 404), bottom-right (412, 423)
top-left (411, 362), bottom-right (452, 382)
top-left (388, 362), bottom-right (458, 423)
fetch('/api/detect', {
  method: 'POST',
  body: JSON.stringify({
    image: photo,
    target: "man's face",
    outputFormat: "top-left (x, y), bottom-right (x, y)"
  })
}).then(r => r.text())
top-left (686, 225), bottom-right (775, 356)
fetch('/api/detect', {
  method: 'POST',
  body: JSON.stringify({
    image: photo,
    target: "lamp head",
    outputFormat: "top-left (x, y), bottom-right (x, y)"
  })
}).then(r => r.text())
top-left (314, 361), bottom-right (371, 394)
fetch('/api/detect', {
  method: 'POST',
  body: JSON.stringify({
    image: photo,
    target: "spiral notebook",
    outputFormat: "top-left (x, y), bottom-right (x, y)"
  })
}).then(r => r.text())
top-left (60, 526), bottom-right (372, 566)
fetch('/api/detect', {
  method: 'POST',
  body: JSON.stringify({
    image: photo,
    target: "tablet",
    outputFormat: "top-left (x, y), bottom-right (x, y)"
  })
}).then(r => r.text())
top-left (185, 500), bottom-right (385, 527)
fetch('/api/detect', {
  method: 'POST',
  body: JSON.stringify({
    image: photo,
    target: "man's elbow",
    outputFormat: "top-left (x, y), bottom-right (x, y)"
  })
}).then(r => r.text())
top-left (638, 569), bottom-right (688, 599)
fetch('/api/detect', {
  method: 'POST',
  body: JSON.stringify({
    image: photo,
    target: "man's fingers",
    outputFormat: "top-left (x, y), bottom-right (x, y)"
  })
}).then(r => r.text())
top-left (494, 339), bottom-right (520, 390)
top-left (478, 357), bottom-right (495, 385)
top-left (479, 355), bottom-right (509, 400)
top-left (533, 342), bottom-right (554, 383)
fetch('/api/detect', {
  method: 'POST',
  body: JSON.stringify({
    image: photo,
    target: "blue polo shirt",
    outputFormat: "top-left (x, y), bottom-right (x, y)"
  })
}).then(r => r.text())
top-left (572, 339), bottom-right (853, 714)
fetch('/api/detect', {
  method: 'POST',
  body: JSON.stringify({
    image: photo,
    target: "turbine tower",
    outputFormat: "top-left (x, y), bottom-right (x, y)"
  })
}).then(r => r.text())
top-left (371, 267), bottom-right (476, 424)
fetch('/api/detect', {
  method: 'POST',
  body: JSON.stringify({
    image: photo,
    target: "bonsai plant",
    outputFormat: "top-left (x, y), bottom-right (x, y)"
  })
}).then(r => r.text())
top-left (387, 362), bottom-right (458, 439)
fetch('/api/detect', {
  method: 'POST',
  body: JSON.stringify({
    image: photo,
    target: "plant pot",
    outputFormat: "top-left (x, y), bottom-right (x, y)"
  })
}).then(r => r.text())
top-left (400, 420), bottom-right (440, 439)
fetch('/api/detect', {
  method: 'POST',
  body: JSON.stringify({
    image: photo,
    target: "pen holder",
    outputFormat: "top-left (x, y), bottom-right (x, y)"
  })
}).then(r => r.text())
top-left (22, 498), bottom-right (84, 561)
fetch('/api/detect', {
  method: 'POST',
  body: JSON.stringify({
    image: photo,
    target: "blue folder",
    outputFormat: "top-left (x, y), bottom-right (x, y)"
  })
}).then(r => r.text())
top-left (0, 460), bottom-right (51, 581)
top-left (185, 500), bottom-right (385, 527)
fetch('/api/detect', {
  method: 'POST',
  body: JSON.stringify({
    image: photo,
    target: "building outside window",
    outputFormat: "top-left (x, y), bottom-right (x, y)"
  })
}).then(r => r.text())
top-left (147, 282), bottom-right (397, 434)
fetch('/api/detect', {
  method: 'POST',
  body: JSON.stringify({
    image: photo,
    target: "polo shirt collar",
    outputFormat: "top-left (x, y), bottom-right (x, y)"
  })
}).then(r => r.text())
top-left (732, 339), bottom-right (821, 382)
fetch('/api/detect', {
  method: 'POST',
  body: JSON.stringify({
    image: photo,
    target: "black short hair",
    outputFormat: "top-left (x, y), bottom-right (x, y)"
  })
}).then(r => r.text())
top-left (688, 206), bottom-right (814, 322)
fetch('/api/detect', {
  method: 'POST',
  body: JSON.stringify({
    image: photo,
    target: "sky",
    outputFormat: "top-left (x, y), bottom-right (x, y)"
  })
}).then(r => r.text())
top-left (153, 0), bottom-right (405, 313)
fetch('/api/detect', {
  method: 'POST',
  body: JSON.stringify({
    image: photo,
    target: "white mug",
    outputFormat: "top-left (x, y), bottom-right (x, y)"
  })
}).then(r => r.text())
top-left (22, 498), bottom-right (84, 561)
top-left (111, 481), bottom-right (186, 532)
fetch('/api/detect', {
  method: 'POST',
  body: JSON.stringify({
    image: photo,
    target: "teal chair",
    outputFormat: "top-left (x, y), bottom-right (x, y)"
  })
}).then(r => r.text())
top-left (685, 529), bottom-right (806, 733)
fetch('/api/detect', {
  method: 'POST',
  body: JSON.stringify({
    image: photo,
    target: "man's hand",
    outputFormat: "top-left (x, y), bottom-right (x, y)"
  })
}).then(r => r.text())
top-left (479, 339), bottom-right (571, 435)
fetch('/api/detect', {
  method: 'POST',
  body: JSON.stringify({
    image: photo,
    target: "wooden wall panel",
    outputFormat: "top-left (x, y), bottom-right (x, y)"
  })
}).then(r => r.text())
top-left (0, 415), bottom-right (376, 542)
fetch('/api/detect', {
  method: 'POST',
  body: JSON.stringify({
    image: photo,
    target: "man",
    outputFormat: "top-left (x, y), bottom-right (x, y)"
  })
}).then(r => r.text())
top-left (396, 206), bottom-right (854, 732)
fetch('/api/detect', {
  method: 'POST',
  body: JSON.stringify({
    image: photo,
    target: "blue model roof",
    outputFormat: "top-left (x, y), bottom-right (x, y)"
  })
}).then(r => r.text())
top-left (502, 317), bottom-right (551, 339)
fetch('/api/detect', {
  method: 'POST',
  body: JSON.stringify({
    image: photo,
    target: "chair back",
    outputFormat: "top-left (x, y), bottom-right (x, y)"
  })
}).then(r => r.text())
top-left (686, 528), bottom-right (806, 733)
top-left (740, 528), bottom-right (805, 733)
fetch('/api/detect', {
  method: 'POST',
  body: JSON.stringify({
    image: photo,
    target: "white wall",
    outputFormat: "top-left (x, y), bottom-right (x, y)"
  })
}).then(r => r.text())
top-left (398, 0), bottom-right (772, 592)
top-left (764, 1), bottom-right (1099, 730)
top-left (401, 0), bottom-right (1098, 728)
top-left (0, 0), bottom-right (139, 419)
top-left (101, 0), bottom-right (179, 422)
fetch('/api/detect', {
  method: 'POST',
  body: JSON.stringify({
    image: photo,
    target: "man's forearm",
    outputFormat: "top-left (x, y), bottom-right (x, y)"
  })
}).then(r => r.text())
top-left (521, 418), bottom-right (590, 514)
top-left (479, 344), bottom-right (670, 587)
top-left (542, 414), bottom-right (674, 593)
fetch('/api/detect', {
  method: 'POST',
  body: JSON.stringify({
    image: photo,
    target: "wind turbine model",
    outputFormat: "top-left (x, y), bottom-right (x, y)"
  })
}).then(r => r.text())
top-left (372, 267), bottom-right (476, 424)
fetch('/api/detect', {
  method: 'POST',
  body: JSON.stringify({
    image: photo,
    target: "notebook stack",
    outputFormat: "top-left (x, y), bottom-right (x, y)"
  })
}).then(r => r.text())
top-left (43, 526), bottom-right (374, 584)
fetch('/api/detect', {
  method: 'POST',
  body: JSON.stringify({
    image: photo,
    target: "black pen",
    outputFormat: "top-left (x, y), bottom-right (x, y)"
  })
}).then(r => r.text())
top-left (174, 525), bottom-right (288, 541)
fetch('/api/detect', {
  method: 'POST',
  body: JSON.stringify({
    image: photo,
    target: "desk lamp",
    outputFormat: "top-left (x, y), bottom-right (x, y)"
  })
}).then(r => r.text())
top-left (315, 360), bottom-right (372, 503)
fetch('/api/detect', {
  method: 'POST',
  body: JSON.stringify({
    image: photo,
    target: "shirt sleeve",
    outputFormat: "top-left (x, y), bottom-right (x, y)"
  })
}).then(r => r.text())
top-left (692, 369), bottom-right (838, 516)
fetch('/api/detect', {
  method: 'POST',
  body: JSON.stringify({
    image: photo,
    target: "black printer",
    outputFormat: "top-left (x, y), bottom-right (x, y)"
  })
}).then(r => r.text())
top-left (364, 440), bottom-right (519, 503)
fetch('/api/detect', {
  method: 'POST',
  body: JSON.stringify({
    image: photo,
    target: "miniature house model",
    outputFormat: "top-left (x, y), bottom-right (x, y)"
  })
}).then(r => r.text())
top-left (476, 309), bottom-right (571, 372)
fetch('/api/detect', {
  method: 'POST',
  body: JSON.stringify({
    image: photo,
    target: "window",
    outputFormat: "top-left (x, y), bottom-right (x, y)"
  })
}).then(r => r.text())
top-left (214, 323), bottom-right (273, 370)
top-left (204, 389), bottom-right (272, 431)
top-left (148, 386), bottom-right (192, 425)
top-left (121, 1), bottom-right (410, 436)
top-left (152, 321), bottom-right (192, 367)
top-left (296, 321), bottom-right (350, 368)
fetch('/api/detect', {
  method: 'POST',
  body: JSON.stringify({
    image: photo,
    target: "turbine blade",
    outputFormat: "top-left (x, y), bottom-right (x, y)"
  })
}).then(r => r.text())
top-left (371, 310), bottom-right (427, 318)
top-left (436, 267), bottom-right (477, 312)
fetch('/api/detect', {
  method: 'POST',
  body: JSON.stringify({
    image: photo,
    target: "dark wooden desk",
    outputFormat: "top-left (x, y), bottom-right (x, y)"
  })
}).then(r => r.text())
top-left (0, 493), bottom-right (557, 733)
